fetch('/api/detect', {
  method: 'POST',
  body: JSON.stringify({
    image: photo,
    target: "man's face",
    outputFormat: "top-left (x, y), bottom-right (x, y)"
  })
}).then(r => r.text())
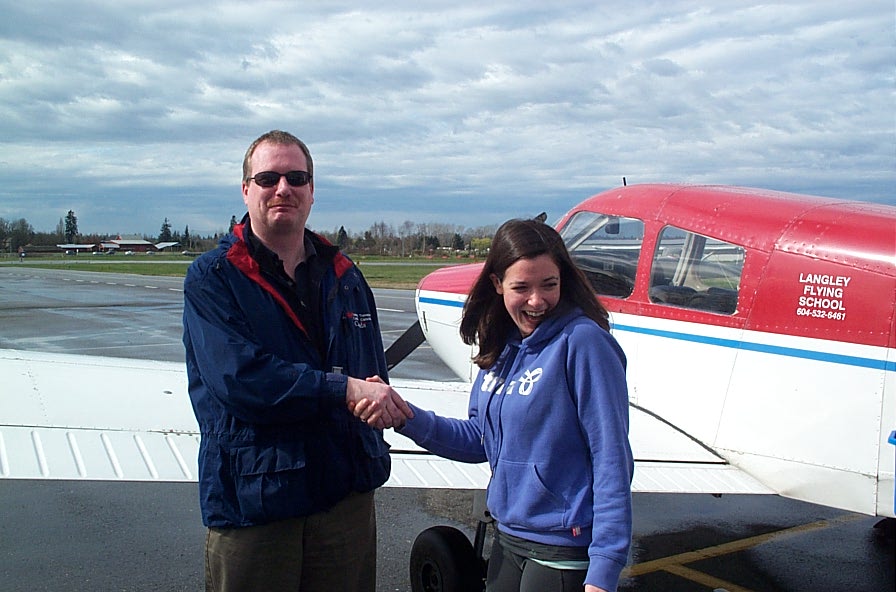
top-left (241, 141), bottom-right (314, 238)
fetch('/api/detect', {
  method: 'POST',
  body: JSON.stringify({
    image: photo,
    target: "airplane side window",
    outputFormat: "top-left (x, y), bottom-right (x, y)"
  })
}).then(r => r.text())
top-left (649, 227), bottom-right (744, 314)
top-left (559, 211), bottom-right (644, 298)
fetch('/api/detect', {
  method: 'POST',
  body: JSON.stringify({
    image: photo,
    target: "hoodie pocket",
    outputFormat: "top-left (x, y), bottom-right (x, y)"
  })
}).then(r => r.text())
top-left (490, 459), bottom-right (571, 531)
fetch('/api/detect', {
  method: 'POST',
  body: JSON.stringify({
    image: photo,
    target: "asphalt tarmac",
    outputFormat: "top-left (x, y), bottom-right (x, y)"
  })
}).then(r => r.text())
top-left (0, 264), bottom-right (893, 591)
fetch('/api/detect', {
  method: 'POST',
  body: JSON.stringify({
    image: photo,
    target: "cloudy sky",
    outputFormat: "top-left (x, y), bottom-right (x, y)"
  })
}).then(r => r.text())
top-left (1, 1), bottom-right (893, 237)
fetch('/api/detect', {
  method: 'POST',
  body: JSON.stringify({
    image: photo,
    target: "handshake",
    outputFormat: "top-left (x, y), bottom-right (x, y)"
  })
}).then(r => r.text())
top-left (346, 376), bottom-right (414, 430)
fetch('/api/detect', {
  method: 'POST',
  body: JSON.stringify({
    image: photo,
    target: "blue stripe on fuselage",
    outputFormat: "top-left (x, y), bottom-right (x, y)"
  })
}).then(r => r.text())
top-left (417, 296), bottom-right (894, 372)
top-left (419, 296), bottom-right (465, 308)
top-left (612, 323), bottom-right (895, 372)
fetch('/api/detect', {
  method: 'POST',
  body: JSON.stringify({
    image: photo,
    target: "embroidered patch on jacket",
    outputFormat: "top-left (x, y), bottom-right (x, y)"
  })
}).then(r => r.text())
top-left (346, 311), bottom-right (373, 328)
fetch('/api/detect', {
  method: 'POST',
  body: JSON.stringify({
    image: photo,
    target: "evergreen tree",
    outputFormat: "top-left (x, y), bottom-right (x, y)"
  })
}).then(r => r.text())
top-left (336, 225), bottom-right (349, 249)
top-left (64, 210), bottom-right (78, 243)
top-left (158, 218), bottom-right (173, 242)
top-left (229, 215), bottom-right (238, 233)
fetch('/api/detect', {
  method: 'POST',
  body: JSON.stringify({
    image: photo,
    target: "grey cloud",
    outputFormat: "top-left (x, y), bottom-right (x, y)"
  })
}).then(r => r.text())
top-left (0, 0), bottom-right (892, 236)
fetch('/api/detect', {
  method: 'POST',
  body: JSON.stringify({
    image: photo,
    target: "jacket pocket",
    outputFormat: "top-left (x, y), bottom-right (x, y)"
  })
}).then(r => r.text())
top-left (230, 440), bottom-right (309, 523)
top-left (358, 425), bottom-right (390, 459)
top-left (350, 425), bottom-right (391, 491)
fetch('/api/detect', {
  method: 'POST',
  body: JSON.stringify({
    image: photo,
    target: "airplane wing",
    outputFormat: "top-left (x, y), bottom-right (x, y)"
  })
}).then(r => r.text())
top-left (1, 349), bottom-right (198, 481)
top-left (385, 377), bottom-right (772, 495)
top-left (0, 349), bottom-right (771, 496)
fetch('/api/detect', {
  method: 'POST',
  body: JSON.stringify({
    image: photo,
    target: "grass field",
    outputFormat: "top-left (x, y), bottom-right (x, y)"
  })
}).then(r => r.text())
top-left (2, 253), bottom-right (480, 290)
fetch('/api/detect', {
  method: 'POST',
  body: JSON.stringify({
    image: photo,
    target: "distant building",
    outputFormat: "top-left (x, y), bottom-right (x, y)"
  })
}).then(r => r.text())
top-left (56, 243), bottom-right (96, 254)
top-left (18, 237), bottom-right (181, 255)
top-left (154, 241), bottom-right (181, 252)
top-left (19, 245), bottom-right (60, 255)
top-left (112, 236), bottom-right (156, 253)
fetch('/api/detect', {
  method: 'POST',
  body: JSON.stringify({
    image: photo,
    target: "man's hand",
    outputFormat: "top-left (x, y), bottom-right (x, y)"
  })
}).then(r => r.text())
top-left (346, 376), bottom-right (414, 429)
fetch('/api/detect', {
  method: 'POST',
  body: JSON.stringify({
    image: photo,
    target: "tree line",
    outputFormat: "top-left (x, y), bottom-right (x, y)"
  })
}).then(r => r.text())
top-left (320, 220), bottom-right (498, 257)
top-left (0, 212), bottom-right (217, 254)
top-left (1, 211), bottom-right (498, 257)
top-left (221, 216), bottom-right (499, 257)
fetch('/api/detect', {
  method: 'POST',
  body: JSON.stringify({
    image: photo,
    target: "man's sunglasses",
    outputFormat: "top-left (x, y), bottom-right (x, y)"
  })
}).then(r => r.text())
top-left (247, 170), bottom-right (312, 188)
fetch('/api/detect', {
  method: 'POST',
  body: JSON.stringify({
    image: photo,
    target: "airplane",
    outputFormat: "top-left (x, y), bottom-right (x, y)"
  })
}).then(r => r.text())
top-left (395, 182), bottom-right (896, 588)
top-left (1, 183), bottom-right (894, 591)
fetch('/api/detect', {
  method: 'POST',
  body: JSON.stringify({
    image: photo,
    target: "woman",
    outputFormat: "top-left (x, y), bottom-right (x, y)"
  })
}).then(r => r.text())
top-left (362, 218), bottom-right (633, 592)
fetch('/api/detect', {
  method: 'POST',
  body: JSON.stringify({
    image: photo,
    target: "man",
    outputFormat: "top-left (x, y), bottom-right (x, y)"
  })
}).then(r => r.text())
top-left (183, 130), bottom-right (412, 591)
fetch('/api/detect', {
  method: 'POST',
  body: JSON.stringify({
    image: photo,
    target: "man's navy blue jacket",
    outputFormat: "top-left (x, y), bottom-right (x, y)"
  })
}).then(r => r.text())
top-left (182, 222), bottom-right (391, 527)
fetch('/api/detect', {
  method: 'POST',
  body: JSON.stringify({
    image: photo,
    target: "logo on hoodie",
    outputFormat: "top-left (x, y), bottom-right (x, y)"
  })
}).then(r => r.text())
top-left (517, 368), bottom-right (543, 395)
top-left (481, 367), bottom-right (543, 396)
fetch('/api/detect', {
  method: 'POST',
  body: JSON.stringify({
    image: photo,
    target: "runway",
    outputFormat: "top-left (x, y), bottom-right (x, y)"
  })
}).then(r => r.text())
top-left (0, 265), bottom-right (892, 591)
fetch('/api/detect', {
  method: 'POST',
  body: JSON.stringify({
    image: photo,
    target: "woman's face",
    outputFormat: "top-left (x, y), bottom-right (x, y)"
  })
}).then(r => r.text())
top-left (491, 254), bottom-right (561, 337)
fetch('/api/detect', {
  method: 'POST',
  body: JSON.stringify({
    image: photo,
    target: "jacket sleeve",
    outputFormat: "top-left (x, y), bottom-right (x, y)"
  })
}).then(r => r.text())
top-left (567, 324), bottom-right (633, 592)
top-left (183, 261), bottom-right (345, 426)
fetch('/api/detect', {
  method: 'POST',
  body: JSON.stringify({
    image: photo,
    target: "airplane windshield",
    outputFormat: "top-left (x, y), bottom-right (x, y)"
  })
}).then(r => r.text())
top-left (559, 211), bottom-right (644, 298)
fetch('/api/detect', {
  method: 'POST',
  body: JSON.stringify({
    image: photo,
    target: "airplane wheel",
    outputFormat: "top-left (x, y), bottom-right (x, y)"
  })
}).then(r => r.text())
top-left (409, 525), bottom-right (484, 592)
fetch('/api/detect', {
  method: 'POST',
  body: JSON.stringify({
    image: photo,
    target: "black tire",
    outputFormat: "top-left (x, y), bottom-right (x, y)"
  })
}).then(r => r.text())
top-left (409, 525), bottom-right (484, 592)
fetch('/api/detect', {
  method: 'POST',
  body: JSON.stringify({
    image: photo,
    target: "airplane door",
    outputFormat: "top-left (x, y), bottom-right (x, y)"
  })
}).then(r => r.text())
top-left (625, 227), bottom-right (748, 446)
